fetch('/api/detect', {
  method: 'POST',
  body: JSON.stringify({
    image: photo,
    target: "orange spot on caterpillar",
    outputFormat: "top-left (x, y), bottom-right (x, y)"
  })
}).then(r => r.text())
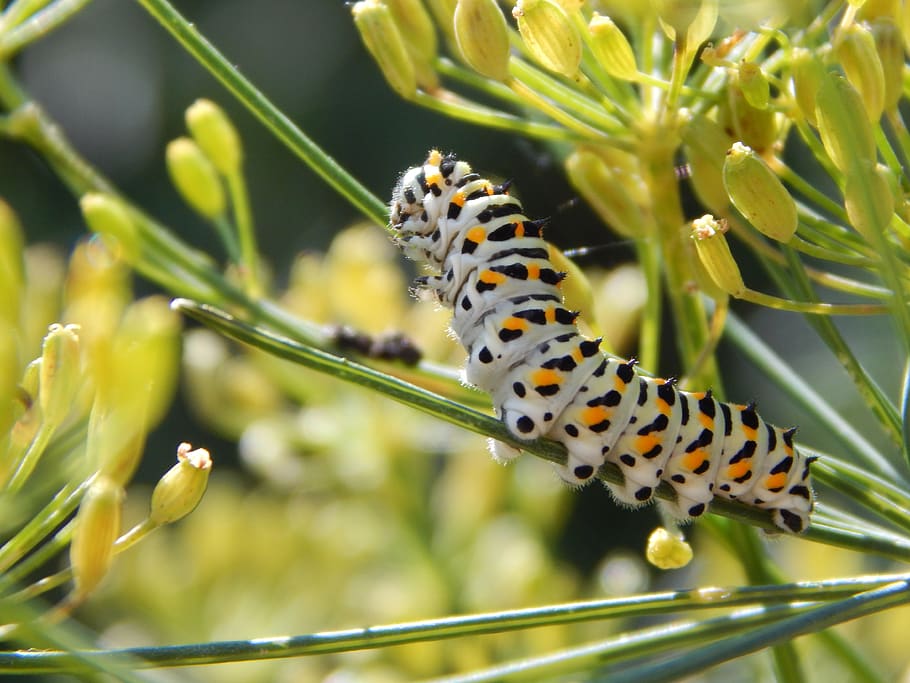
top-left (682, 448), bottom-right (707, 472)
top-left (526, 263), bottom-right (541, 279)
top-left (532, 368), bottom-right (562, 387)
top-left (466, 226), bottom-right (485, 243)
top-left (581, 405), bottom-right (609, 426)
top-left (480, 270), bottom-right (507, 285)
top-left (635, 434), bottom-right (661, 456)
top-left (727, 459), bottom-right (752, 480)
top-left (503, 317), bottom-right (529, 331)
top-left (765, 471), bottom-right (788, 491)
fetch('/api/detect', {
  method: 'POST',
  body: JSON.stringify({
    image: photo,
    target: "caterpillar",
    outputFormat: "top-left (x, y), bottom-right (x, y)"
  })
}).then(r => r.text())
top-left (389, 150), bottom-right (814, 534)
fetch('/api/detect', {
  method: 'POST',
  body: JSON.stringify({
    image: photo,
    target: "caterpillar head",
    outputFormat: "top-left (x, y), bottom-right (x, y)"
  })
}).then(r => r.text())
top-left (389, 150), bottom-right (473, 264)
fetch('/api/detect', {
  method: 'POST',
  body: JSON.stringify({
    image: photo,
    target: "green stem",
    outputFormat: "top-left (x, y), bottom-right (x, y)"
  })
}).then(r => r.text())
top-left (738, 287), bottom-right (890, 315)
top-left (2, 575), bottom-right (906, 672)
top-left (225, 170), bottom-right (260, 297)
top-left (0, 0), bottom-right (93, 59)
top-left (133, 0), bottom-right (387, 226)
top-left (724, 313), bottom-right (902, 482)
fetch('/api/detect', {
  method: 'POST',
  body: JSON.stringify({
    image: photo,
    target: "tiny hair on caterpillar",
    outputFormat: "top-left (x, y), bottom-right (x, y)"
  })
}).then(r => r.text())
top-left (388, 150), bottom-right (814, 534)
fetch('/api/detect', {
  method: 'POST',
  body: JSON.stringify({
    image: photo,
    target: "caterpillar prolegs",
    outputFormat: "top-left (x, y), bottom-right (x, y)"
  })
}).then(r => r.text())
top-left (389, 150), bottom-right (814, 534)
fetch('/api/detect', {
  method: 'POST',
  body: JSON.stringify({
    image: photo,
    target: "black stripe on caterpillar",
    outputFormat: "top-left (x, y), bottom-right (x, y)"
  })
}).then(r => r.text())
top-left (389, 150), bottom-right (814, 534)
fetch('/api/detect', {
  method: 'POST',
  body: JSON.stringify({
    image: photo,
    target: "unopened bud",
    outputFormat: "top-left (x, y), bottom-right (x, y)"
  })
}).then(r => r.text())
top-left (70, 478), bottom-right (123, 597)
top-left (790, 48), bottom-right (825, 126)
top-left (690, 215), bottom-right (745, 297)
top-left (166, 138), bottom-right (226, 219)
top-left (513, 0), bottom-right (582, 78)
top-left (845, 161), bottom-right (894, 241)
top-left (149, 442), bottom-right (212, 525)
top-left (723, 142), bottom-right (797, 242)
top-left (39, 324), bottom-right (81, 432)
top-left (815, 72), bottom-right (876, 172)
top-left (646, 527), bottom-right (693, 569)
top-left (0, 200), bottom-right (24, 327)
top-left (738, 62), bottom-right (769, 110)
top-left (185, 99), bottom-right (242, 176)
top-left (680, 112), bottom-right (734, 214)
top-left (387, 0), bottom-right (438, 89)
top-left (353, 0), bottom-right (418, 98)
top-left (564, 149), bottom-right (642, 238)
top-left (869, 19), bottom-right (903, 112)
top-left (454, 0), bottom-right (511, 81)
top-left (426, 0), bottom-right (457, 45)
top-left (835, 22), bottom-right (885, 122)
top-left (0, 359), bottom-right (41, 488)
top-left (79, 193), bottom-right (139, 262)
top-left (588, 14), bottom-right (638, 80)
top-left (718, 85), bottom-right (776, 154)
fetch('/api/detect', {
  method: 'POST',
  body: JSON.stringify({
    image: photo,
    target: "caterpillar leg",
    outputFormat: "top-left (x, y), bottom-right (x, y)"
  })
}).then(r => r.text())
top-left (487, 438), bottom-right (522, 464)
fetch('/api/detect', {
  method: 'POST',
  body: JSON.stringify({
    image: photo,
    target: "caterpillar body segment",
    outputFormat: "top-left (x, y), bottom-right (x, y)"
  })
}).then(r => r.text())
top-left (389, 150), bottom-right (815, 533)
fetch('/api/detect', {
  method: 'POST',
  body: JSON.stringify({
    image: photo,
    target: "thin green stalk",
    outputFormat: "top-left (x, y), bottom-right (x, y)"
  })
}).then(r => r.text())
top-left (1, 518), bottom-right (74, 590)
top-left (0, 0), bottom-right (54, 31)
top-left (134, 0), bottom-right (387, 226)
top-left (0, 480), bottom-right (90, 574)
top-left (508, 58), bottom-right (629, 132)
top-left (225, 170), bottom-right (260, 297)
top-left (411, 90), bottom-right (592, 145)
top-left (777, 161), bottom-right (848, 223)
top-left (737, 287), bottom-right (889, 315)
top-left (776, 246), bottom-right (903, 446)
top-left (430, 605), bottom-right (807, 683)
top-left (2, 575), bottom-right (906, 673)
top-left (634, 238), bottom-right (661, 374)
top-left (596, 580), bottom-right (910, 683)
top-left (724, 313), bottom-right (902, 482)
top-left (0, 0), bottom-right (93, 59)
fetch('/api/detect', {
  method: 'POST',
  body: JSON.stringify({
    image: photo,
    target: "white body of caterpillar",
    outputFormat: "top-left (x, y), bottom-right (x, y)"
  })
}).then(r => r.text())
top-left (389, 150), bottom-right (814, 533)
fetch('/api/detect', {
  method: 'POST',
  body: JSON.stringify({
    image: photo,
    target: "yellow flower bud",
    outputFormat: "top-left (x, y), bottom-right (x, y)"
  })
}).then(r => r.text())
top-left (0, 359), bottom-right (41, 488)
top-left (165, 138), bottom-right (226, 219)
top-left (680, 112), bottom-right (735, 214)
top-left (386, 0), bottom-right (438, 73)
top-left (845, 161), bottom-right (894, 241)
top-left (718, 84), bottom-right (776, 154)
top-left (723, 142), bottom-right (797, 242)
top-left (869, 18), bottom-right (903, 112)
top-left (0, 199), bottom-right (24, 328)
top-left (70, 477), bottom-right (123, 597)
top-left (149, 442), bottom-right (212, 525)
top-left (352, 0), bottom-right (419, 98)
top-left (690, 215), bottom-right (745, 297)
top-left (564, 148), bottom-right (643, 238)
top-left (39, 324), bottom-right (82, 432)
top-left (454, 0), bottom-right (511, 81)
top-left (426, 0), bottom-right (458, 45)
top-left (834, 22), bottom-right (885, 122)
top-left (790, 47), bottom-right (825, 126)
top-left (185, 99), bottom-right (243, 176)
top-left (79, 193), bottom-right (139, 262)
top-left (513, 0), bottom-right (582, 78)
top-left (815, 72), bottom-right (876, 173)
top-left (646, 527), bottom-right (693, 569)
top-left (588, 13), bottom-right (638, 81)
top-left (738, 61), bottom-right (769, 110)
